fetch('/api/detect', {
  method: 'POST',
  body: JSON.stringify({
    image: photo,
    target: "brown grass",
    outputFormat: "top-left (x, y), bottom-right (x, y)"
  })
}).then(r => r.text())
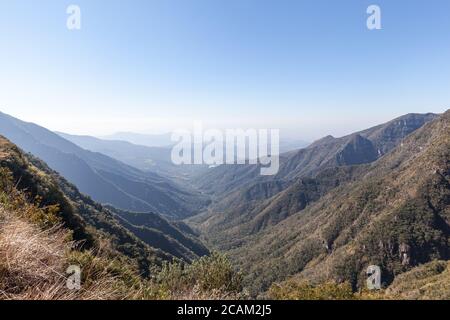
top-left (0, 207), bottom-right (124, 300)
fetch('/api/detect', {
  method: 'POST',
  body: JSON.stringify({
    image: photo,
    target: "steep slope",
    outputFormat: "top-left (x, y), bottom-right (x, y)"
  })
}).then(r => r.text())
top-left (193, 166), bottom-right (367, 250)
top-left (113, 209), bottom-right (209, 261)
top-left (0, 204), bottom-right (136, 300)
top-left (0, 136), bottom-right (209, 274)
top-left (189, 113), bottom-right (438, 247)
top-left (0, 112), bottom-right (209, 217)
top-left (228, 110), bottom-right (449, 295)
top-left (0, 143), bottom-right (241, 300)
top-left (385, 260), bottom-right (450, 299)
top-left (193, 113), bottom-right (437, 196)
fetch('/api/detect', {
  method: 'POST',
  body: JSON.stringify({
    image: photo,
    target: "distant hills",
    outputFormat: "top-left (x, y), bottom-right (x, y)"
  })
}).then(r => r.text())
top-left (58, 132), bottom-right (309, 180)
top-left (57, 132), bottom-right (208, 181)
top-left (101, 131), bottom-right (309, 154)
top-left (192, 113), bottom-right (438, 196)
top-left (189, 113), bottom-right (439, 240)
top-left (101, 132), bottom-right (174, 147)
top-left (0, 112), bottom-right (209, 218)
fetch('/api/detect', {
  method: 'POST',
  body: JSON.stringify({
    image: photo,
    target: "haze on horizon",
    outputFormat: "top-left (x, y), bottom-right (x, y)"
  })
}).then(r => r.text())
top-left (0, 0), bottom-right (449, 141)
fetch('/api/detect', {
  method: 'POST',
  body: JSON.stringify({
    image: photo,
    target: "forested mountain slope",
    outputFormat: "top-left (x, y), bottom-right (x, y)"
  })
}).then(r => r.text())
top-left (227, 111), bottom-right (449, 295)
top-left (189, 113), bottom-right (438, 249)
top-left (0, 136), bottom-right (209, 275)
top-left (0, 146), bottom-right (242, 300)
top-left (0, 112), bottom-right (209, 218)
top-left (193, 113), bottom-right (437, 196)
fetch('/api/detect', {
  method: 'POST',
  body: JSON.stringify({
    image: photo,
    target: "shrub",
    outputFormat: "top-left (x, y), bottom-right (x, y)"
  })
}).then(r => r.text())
top-left (149, 252), bottom-right (244, 299)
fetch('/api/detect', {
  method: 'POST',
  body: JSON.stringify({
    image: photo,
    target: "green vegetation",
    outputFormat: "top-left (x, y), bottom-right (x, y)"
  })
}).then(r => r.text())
top-left (0, 136), bottom-right (244, 300)
top-left (146, 252), bottom-right (243, 299)
top-left (268, 260), bottom-right (450, 300)
top-left (197, 111), bottom-right (450, 296)
top-left (1, 110), bottom-right (449, 300)
top-left (0, 166), bottom-right (138, 299)
top-left (0, 164), bottom-right (242, 299)
top-left (0, 135), bottom-right (213, 276)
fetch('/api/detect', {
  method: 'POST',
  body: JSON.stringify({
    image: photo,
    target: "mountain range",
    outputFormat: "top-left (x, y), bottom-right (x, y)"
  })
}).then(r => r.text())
top-left (56, 131), bottom-right (209, 181)
top-left (0, 136), bottom-right (209, 270)
top-left (188, 113), bottom-right (439, 244)
top-left (0, 109), bottom-right (448, 299)
top-left (190, 111), bottom-right (449, 295)
top-left (0, 112), bottom-right (209, 218)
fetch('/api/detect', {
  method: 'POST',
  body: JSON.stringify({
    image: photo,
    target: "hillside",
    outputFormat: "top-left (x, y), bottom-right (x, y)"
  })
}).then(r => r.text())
top-left (189, 113), bottom-right (438, 249)
top-left (0, 136), bottom-right (209, 274)
top-left (1, 110), bottom-right (448, 300)
top-left (192, 113), bottom-right (437, 197)
top-left (0, 203), bottom-right (136, 299)
top-left (192, 165), bottom-right (367, 250)
top-left (385, 260), bottom-right (450, 299)
top-left (0, 165), bottom-right (241, 299)
top-left (0, 112), bottom-right (209, 218)
top-left (114, 209), bottom-right (209, 261)
top-left (225, 110), bottom-right (449, 295)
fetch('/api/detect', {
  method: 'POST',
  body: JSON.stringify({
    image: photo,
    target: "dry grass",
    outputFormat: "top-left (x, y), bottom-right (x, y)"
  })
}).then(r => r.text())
top-left (0, 207), bottom-right (125, 300)
top-left (0, 139), bottom-right (243, 301)
top-left (168, 285), bottom-right (242, 300)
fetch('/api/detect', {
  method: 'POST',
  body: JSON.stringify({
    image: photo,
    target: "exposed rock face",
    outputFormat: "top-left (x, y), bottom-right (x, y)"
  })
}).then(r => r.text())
top-left (363, 113), bottom-right (438, 156)
top-left (193, 113), bottom-right (438, 198)
top-left (336, 134), bottom-right (378, 166)
top-left (190, 113), bottom-right (439, 255)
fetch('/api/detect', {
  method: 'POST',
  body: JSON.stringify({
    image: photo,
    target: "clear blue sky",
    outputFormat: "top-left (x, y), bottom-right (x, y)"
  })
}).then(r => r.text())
top-left (0, 0), bottom-right (449, 140)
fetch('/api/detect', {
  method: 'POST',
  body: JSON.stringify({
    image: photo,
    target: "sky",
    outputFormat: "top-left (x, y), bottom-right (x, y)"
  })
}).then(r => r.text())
top-left (0, 0), bottom-right (449, 141)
